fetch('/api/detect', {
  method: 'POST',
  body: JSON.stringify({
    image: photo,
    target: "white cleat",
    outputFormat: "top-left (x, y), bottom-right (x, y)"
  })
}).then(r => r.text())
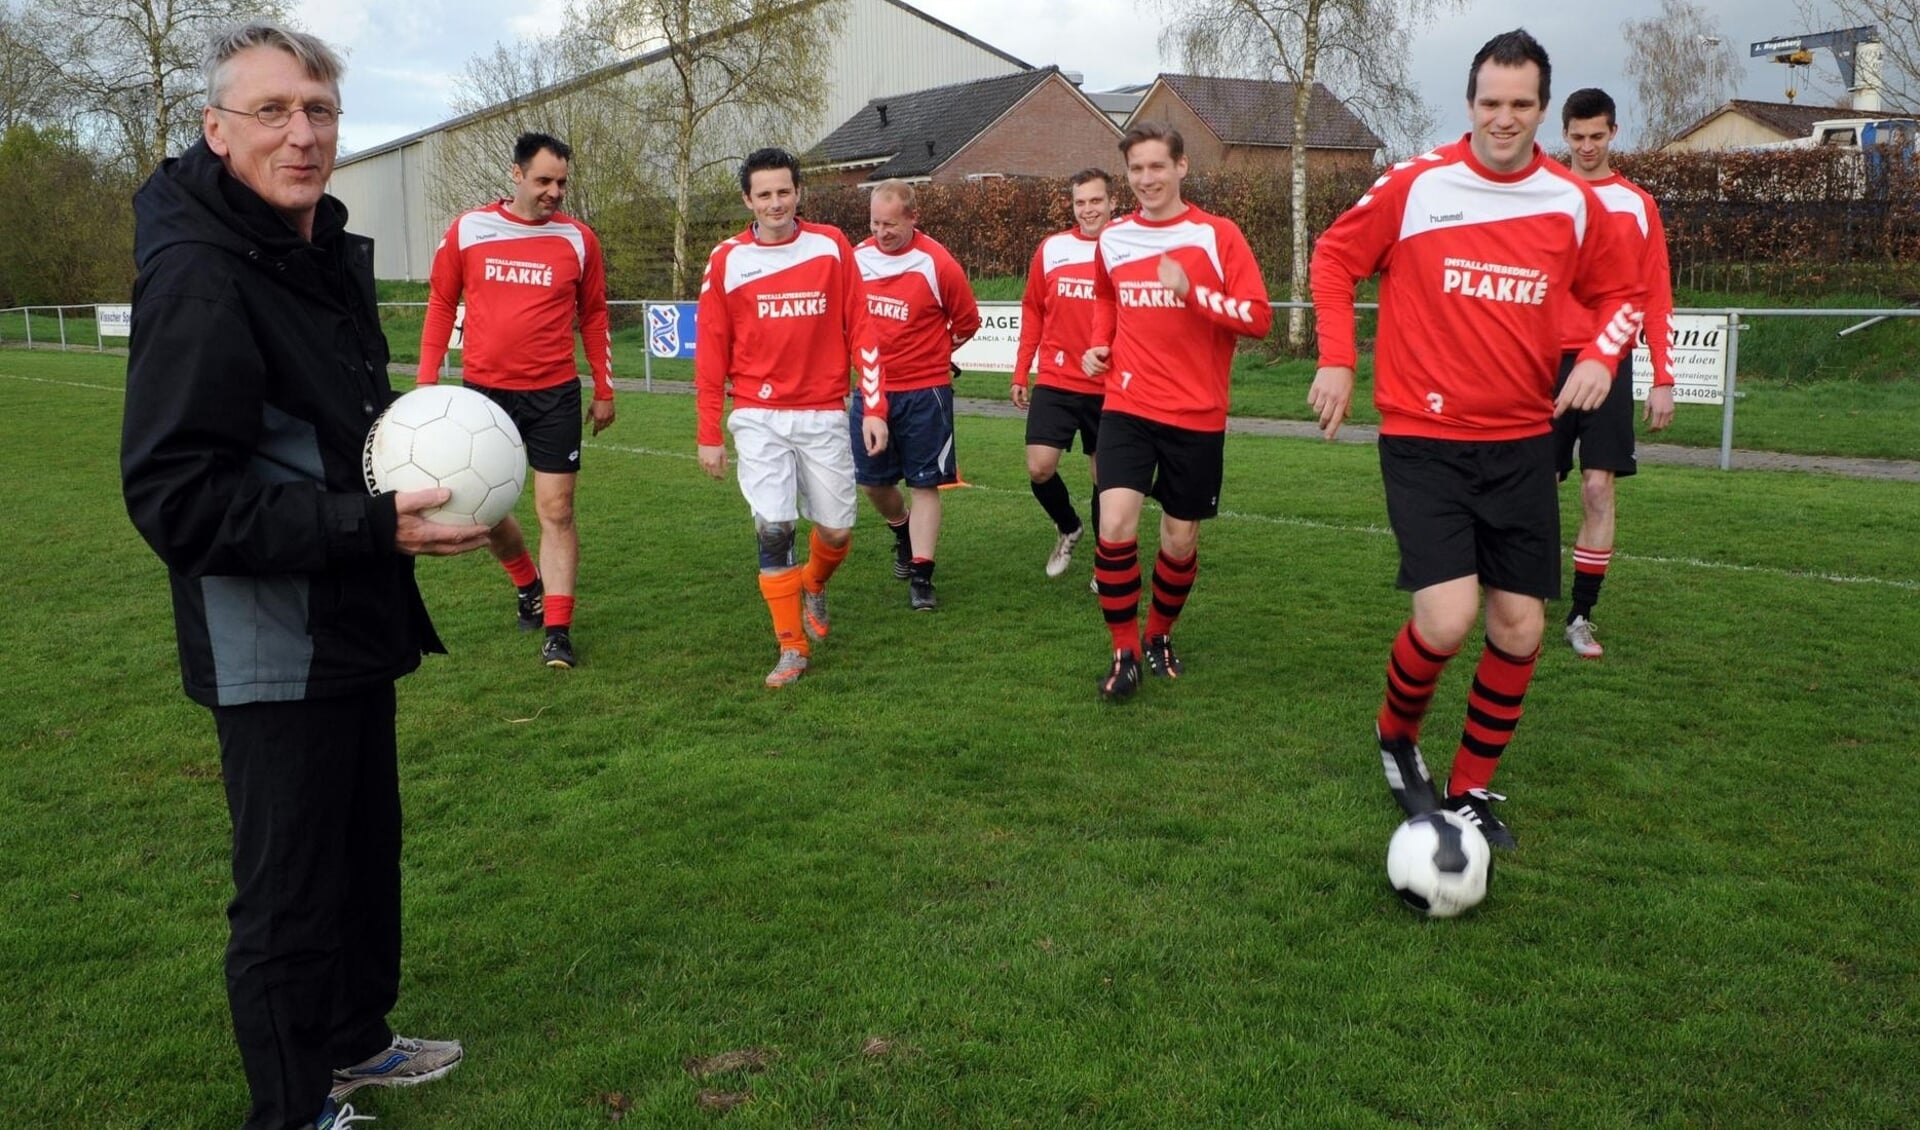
top-left (1046, 526), bottom-right (1084, 578)
top-left (765, 648), bottom-right (809, 687)
top-left (1565, 616), bottom-right (1604, 659)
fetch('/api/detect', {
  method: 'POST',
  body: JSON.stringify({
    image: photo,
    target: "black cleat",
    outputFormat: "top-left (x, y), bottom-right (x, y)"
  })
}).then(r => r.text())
top-left (909, 578), bottom-right (939, 611)
top-left (1377, 724), bottom-right (1440, 817)
top-left (892, 538), bottom-right (913, 580)
top-left (1445, 788), bottom-right (1518, 849)
top-left (1098, 650), bottom-right (1142, 702)
top-left (517, 578), bottom-right (544, 631)
top-left (1143, 634), bottom-right (1183, 678)
top-left (541, 629), bottom-right (575, 670)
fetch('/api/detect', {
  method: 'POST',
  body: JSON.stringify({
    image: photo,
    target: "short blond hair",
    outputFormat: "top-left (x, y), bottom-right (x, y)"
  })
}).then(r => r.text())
top-left (204, 21), bottom-right (345, 105)
top-left (870, 179), bottom-right (917, 213)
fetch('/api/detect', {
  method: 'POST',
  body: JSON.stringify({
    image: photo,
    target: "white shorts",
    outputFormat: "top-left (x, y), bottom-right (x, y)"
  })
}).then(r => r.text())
top-left (727, 407), bottom-right (858, 530)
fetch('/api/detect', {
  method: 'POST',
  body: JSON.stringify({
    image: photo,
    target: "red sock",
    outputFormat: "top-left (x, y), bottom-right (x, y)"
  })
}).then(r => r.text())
top-left (1143, 549), bottom-right (1197, 639)
top-left (543, 593), bottom-right (575, 630)
top-left (1376, 621), bottom-right (1457, 744)
top-left (1448, 640), bottom-right (1539, 796)
top-left (500, 551), bottom-right (538, 588)
top-left (1094, 537), bottom-right (1141, 657)
top-left (801, 529), bottom-right (848, 593)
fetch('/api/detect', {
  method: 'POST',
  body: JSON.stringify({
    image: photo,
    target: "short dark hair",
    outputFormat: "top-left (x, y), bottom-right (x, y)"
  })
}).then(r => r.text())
top-left (513, 132), bottom-right (571, 167)
top-left (740, 147), bottom-right (801, 194)
top-left (1561, 87), bottom-right (1616, 129)
top-left (1120, 122), bottom-right (1184, 162)
top-left (1068, 168), bottom-right (1113, 193)
top-left (1467, 29), bottom-right (1551, 105)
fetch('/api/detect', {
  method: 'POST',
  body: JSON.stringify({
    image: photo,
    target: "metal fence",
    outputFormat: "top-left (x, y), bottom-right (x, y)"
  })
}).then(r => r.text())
top-left (9, 300), bottom-right (1917, 473)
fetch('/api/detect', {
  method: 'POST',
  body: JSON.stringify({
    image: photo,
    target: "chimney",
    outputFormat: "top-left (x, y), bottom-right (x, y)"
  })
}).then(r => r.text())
top-left (877, 103), bottom-right (888, 126)
top-left (1064, 70), bottom-right (1085, 86)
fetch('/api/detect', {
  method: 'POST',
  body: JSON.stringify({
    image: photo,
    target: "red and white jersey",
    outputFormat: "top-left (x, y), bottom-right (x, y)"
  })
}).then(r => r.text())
top-left (694, 220), bottom-right (884, 447)
top-left (1556, 173), bottom-right (1674, 387)
top-left (1089, 204), bottom-right (1273, 431)
top-left (854, 231), bottom-right (980, 393)
top-left (418, 200), bottom-right (612, 398)
top-left (1014, 227), bottom-right (1104, 395)
top-left (1311, 136), bottom-right (1647, 441)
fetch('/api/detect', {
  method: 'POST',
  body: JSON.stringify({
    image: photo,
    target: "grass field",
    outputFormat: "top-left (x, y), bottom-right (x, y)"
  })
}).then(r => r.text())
top-left (5, 350), bottom-right (1919, 1128)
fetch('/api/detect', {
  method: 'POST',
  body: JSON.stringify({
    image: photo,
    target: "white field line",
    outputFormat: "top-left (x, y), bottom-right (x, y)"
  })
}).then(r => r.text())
top-left (0, 372), bottom-right (123, 392)
top-left (3, 390), bottom-right (1905, 594)
top-left (588, 441), bottom-right (1920, 593)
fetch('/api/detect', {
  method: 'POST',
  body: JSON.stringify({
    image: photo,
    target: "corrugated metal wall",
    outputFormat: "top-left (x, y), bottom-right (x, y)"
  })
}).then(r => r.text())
top-left (330, 0), bottom-right (1027, 280)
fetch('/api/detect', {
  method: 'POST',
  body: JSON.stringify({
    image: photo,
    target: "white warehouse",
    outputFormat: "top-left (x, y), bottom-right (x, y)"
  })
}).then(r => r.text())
top-left (329, 0), bottom-right (1030, 280)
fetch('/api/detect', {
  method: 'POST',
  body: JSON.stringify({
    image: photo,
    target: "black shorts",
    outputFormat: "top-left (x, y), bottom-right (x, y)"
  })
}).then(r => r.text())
top-left (1379, 433), bottom-right (1561, 599)
top-left (1025, 386), bottom-right (1104, 455)
top-left (1551, 351), bottom-right (1637, 479)
top-left (1096, 410), bottom-right (1223, 521)
top-left (469, 381), bottom-right (582, 474)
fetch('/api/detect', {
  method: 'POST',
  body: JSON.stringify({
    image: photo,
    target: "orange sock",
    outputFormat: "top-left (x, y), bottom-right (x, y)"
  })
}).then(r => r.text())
top-left (801, 529), bottom-right (849, 593)
top-left (758, 568), bottom-right (808, 656)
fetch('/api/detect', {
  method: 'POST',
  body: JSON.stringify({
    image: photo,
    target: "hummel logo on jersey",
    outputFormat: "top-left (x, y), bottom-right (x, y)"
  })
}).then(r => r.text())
top-left (739, 267), bottom-right (764, 280)
top-left (472, 231), bottom-right (499, 242)
top-left (1428, 211), bottom-right (1465, 225)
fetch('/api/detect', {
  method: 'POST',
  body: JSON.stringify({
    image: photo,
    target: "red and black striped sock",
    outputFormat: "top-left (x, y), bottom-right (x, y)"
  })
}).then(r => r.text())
top-left (1094, 537), bottom-right (1141, 657)
top-left (1447, 639), bottom-right (1539, 796)
top-left (1143, 549), bottom-right (1197, 639)
top-left (1376, 621), bottom-right (1457, 744)
top-left (1569, 544), bottom-right (1611, 621)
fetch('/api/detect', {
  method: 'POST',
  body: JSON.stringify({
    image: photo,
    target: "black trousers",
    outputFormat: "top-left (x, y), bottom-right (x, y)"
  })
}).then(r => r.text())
top-left (212, 683), bottom-right (402, 1130)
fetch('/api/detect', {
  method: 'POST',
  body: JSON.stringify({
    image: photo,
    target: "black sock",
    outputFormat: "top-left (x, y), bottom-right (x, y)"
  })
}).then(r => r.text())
top-left (888, 517), bottom-right (910, 547)
top-left (911, 558), bottom-right (936, 584)
top-left (1031, 473), bottom-right (1080, 534)
top-left (1089, 478), bottom-right (1101, 539)
top-left (1569, 571), bottom-right (1603, 622)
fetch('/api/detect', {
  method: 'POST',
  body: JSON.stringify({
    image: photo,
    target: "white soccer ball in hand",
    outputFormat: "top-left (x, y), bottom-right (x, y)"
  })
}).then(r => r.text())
top-left (363, 385), bottom-right (526, 528)
top-left (1387, 810), bottom-right (1492, 918)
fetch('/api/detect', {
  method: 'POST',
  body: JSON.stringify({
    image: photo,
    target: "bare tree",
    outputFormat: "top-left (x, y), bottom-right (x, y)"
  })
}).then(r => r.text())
top-left (1154, 0), bottom-right (1457, 347)
top-left (1790, 0), bottom-right (1918, 112)
top-left (432, 33), bottom-right (636, 229)
top-left (569, 0), bottom-right (844, 297)
top-left (28, 0), bottom-right (287, 175)
top-left (1621, 0), bottom-right (1741, 149)
top-left (1, 1), bottom-right (73, 133)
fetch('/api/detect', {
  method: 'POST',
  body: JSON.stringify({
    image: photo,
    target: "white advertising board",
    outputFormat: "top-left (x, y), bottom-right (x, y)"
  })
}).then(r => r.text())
top-left (1633, 313), bottom-right (1728, 405)
top-left (96, 304), bottom-right (133, 338)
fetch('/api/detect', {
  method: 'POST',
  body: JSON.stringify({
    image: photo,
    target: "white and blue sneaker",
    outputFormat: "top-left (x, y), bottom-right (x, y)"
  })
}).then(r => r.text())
top-left (331, 1034), bottom-right (463, 1098)
top-left (315, 1097), bottom-right (375, 1129)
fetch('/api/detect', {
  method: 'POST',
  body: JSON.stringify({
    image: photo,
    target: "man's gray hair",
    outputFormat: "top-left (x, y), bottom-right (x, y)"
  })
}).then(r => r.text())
top-left (204, 21), bottom-right (345, 105)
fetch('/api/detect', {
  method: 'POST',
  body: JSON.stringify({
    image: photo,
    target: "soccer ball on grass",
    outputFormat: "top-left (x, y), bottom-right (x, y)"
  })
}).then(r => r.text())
top-left (1386, 810), bottom-right (1492, 918)
top-left (363, 385), bottom-right (526, 528)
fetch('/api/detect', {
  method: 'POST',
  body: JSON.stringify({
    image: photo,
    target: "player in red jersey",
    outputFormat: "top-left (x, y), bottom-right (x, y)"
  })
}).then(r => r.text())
top-left (1556, 87), bottom-right (1676, 659)
top-left (1013, 168), bottom-right (1115, 584)
top-left (1082, 123), bottom-right (1273, 702)
top-left (1309, 30), bottom-right (1647, 847)
top-left (696, 147), bottom-right (888, 687)
top-left (418, 132), bottom-right (612, 670)
top-left (853, 180), bottom-right (981, 611)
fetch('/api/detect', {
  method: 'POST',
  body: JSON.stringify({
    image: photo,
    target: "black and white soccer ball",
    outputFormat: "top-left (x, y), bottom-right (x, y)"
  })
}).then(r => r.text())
top-left (1387, 810), bottom-right (1492, 918)
top-left (363, 385), bottom-right (526, 528)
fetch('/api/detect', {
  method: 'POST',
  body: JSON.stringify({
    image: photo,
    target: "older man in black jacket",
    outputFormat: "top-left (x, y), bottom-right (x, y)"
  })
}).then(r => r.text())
top-left (121, 22), bottom-right (489, 1130)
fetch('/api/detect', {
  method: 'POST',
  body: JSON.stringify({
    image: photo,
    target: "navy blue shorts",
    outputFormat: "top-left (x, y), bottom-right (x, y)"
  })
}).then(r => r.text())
top-left (852, 385), bottom-right (956, 488)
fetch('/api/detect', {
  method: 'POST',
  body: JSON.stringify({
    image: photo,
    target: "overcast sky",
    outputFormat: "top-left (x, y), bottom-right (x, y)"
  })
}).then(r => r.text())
top-left (296, 0), bottom-right (1854, 156)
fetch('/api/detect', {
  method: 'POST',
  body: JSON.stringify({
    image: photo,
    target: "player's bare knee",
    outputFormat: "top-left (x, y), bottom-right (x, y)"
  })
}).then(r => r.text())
top-left (815, 525), bottom-right (851, 549)
top-left (755, 518), bottom-right (797, 570)
top-left (1580, 475), bottom-right (1616, 521)
top-left (1027, 452), bottom-right (1060, 482)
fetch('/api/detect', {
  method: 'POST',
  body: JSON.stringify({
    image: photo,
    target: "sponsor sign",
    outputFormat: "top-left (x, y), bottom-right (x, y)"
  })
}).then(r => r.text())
top-left (1634, 313), bottom-right (1728, 405)
top-left (951, 301), bottom-right (1022, 374)
top-left (648, 302), bottom-right (698, 360)
top-left (96, 304), bottom-right (132, 338)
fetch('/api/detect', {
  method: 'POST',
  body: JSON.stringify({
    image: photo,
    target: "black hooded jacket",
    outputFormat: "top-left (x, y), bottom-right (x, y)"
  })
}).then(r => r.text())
top-left (121, 139), bottom-right (443, 708)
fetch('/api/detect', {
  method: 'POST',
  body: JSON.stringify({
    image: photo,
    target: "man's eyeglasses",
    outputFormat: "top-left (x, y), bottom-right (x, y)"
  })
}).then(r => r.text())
top-left (210, 103), bottom-right (342, 128)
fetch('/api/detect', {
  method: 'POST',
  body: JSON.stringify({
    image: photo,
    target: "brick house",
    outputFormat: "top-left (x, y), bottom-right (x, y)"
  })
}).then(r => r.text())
top-left (806, 66), bottom-right (1124, 186)
top-left (1126, 73), bottom-right (1383, 174)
